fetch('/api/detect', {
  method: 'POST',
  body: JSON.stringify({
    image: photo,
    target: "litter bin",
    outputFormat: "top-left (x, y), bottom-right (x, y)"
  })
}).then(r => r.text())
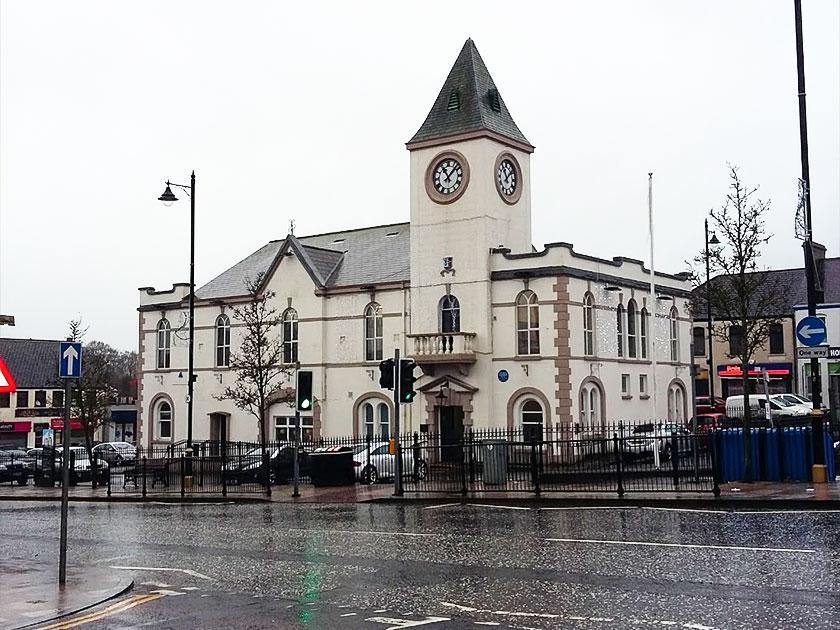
top-left (481, 440), bottom-right (508, 485)
top-left (309, 446), bottom-right (355, 487)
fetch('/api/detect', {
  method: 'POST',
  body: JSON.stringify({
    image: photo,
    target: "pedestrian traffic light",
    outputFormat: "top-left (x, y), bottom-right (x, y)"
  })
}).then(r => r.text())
top-left (379, 358), bottom-right (394, 389)
top-left (398, 359), bottom-right (417, 403)
top-left (296, 370), bottom-right (313, 410)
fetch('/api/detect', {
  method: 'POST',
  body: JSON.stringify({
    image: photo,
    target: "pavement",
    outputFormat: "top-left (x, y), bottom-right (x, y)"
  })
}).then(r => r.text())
top-left (0, 557), bottom-right (133, 630)
top-left (1, 501), bottom-right (839, 630)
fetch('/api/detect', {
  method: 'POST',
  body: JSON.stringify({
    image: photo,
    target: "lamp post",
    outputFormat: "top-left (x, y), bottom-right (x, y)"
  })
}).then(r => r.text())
top-left (704, 218), bottom-right (720, 402)
top-left (158, 173), bottom-right (196, 457)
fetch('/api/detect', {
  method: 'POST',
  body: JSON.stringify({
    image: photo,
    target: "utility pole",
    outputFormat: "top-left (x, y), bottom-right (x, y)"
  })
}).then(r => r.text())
top-left (793, 0), bottom-right (826, 478)
top-left (393, 348), bottom-right (403, 497)
top-left (59, 375), bottom-right (72, 584)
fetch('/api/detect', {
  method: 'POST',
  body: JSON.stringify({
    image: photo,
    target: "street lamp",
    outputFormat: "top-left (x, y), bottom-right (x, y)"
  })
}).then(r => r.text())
top-left (704, 218), bottom-right (720, 402)
top-left (158, 172), bottom-right (196, 454)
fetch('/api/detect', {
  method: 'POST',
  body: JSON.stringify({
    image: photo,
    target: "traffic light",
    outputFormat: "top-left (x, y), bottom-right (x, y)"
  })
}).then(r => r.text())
top-left (398, 359), bottom-right (417, 403)
top-left (296, 370), bottom-right (313, 410)
top-left (378, 359), bottom-right (394, 389)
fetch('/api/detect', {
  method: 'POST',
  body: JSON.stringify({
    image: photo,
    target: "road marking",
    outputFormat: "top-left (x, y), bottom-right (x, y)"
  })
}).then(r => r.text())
top-left (538, 506), bottom-right (629, 511)
top-left (96, 554), bottom-right (134, 563)
top-left (140, 581), bottom-right (171, 588)
top-left (640, 507), bottom-right (729, 514)
top-left (149, 589), bottom-right (186, 596)
top-left (365, 616), bottom-right (450, 629)
top-left (473, 623), bottom-right (501, 626)
top-left (291, 528), bottom-right (434, 538)
top-left (110, 565), bottom-right (213, 579)
top-left (542, 537), bottom-right (816, 553)
top-left (465, 504), bottom-right (530, 511)
top-left (340, 612), bottom-right (358, 617)
top-left (32, 594), bottom-right (164, 630)
top-left (422, 503), bottom-right (462, 510)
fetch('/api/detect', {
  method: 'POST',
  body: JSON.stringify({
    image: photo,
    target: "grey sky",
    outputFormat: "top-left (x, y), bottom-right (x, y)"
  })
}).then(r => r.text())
top-left (1, 1), bottom-right (838, 352)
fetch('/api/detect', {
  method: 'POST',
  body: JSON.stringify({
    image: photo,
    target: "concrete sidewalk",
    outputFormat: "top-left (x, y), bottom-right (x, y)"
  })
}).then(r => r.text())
top-left (0, 558), bottom-right (133, 630)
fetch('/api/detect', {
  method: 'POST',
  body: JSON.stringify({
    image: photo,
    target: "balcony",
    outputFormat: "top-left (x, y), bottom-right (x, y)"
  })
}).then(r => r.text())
top-left (407, 332), bottom-right (477, 364)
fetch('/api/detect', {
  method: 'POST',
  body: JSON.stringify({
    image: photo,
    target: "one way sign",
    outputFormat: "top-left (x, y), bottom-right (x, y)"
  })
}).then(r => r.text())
top-left (59, 342), bottom-right (82, 379)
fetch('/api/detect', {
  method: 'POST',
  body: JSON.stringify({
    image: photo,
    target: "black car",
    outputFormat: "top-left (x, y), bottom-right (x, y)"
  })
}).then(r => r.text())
top-left (224, 446), bottom-right (311, 485)
top-left (0, 449), bottom-right (30, 485)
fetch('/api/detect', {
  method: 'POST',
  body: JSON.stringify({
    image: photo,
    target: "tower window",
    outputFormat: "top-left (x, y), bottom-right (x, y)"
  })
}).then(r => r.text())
top-left (447, 88), bottom-right (460, 111)
top-left (488, 89), bottom-right (501, 112)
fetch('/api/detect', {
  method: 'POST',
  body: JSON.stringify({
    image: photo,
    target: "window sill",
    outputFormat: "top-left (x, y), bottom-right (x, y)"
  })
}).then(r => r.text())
top-left (622, 395), bottom-right (632, 400)
top-left (514, 355), bottom-right (543, 361)
top-left (640, 394), bottom-right (650, 400)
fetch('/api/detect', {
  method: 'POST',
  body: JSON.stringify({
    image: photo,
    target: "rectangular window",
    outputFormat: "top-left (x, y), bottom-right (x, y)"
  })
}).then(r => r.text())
top-left (621, 373), bottom-right (631, 396)
top-left (16, 391), bottom-right (29, 408)
top-left (274, 416), bottom-right (313, 443)
top-left (34, 390), bottom-right (47, 407)
top-left (729, 325), bottom-right (744, 356)
top-left (53, 391), bottom-right (65, 408)
top-left (769, 323), bottom-right (784, 355)
top-left (0, 392), bottom-right (9, 408)
top-left (693, 327), bottom-right (706, 356)
top-left (639, 374), bottom-right (649, 396)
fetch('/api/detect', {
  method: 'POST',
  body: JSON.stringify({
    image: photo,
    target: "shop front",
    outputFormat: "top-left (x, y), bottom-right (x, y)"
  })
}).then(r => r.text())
top-left (0, 421), bottom-right (32, 448)
top-left (717, 363), bottom-right (793, 399)
top-left (50, 418), bottom-right (85, 445)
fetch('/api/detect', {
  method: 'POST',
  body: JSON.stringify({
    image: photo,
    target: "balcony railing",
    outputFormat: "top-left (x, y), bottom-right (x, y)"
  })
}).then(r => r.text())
top-left (407, 332), bottom-right (477, 364)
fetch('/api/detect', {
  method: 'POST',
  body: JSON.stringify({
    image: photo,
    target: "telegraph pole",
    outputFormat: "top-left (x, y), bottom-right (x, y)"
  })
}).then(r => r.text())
top-left (793, 0), bottom-right (825, 478)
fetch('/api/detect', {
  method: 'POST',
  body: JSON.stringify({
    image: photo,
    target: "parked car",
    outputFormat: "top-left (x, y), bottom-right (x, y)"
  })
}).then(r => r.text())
top-left (686, 414), bottom-right (728, 435)
top-left (0, 449), bottom-right (29, 485)
top-left (92, 442), bottom-right (136, 466)
top-left (695, 396), bottom-right (726, 415)
top-left (352, 441), bottom-right (428, 484)
top-left (224, 445), bottom-right (311, 485)
top-left (773, 393), bottom-right (828, 414)
top-left (725, 395), bottom-right (808, 421)
top-left (621, 423), bottom-right (691, 462)
top-left (53, 447), bottom-right (110, 483)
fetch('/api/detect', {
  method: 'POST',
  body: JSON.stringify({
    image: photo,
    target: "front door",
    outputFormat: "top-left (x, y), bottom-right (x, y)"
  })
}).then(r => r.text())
top-left (439, 406), bottom-right (464, 462)
top-left (209, 414), bottom-right (227, 456)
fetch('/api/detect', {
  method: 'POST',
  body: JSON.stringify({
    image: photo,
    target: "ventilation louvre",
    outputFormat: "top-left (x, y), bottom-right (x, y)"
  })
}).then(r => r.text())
top-left (488, 88), bottom-right (501, 112)
top-left (447, 88), bottom-right (460, 111)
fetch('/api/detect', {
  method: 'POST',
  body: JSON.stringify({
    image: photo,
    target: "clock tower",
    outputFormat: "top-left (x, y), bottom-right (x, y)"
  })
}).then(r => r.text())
top-left (406, 39), bottom-right (534, 350)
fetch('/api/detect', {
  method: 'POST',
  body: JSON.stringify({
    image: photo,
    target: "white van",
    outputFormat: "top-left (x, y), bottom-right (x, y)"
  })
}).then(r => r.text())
top-left (724, 395), bottom-right (808, 422)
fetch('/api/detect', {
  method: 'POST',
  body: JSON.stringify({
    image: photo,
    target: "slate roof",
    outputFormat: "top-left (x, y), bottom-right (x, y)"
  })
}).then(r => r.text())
top-left (0, 338), bottom-right (63, 389)
top-left (407, 39), bottom-right (532, 150)
top-left (693, 257), bottom-right (840, 319)
top-left (195, 223), bottom-right (410, 300)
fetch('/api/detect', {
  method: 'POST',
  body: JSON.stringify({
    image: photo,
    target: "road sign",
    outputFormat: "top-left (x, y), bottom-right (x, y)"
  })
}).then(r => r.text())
top-left (0, 357), bottom-right (16, 393)
top-left (796, 317), bottom-right (827, 347)
top-left (797, 346), bottom-right (828, 359)
top-left (59, 342), bottom-right (82, 378)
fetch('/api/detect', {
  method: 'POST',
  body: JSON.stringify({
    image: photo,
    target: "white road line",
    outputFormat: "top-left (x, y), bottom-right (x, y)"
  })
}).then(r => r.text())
top-left (340, 612), bottom-right (358, 617)
top-left (473, 623), bottom-right (501, 626)
top-left (640, 507), bottom-right (729, 514)
top-left (541, 538), bottom-right (815, 553)
top-left (290, 528), bottom-right (434, 537)
top-left (465, 504), bottom-right (530, 511)
top-left (422, 503), bottom-right (462, 510)
top-left (366, 616), bottom-right (450, 628)
top-left (140, 581), bottom-right (171, 588)
top-left (110, 566), bottom-right (213, 579)
top-left (539, 506), bottom-right (633, 511)
top-left (97, 554), bottom-right (134, 563)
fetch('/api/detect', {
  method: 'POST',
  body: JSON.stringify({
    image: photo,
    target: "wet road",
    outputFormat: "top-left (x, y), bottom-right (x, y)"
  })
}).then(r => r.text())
top-left (1, 501), bottom-right (839, 630)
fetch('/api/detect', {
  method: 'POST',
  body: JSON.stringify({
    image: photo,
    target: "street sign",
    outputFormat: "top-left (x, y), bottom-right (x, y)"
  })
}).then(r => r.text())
top-left (0, 357), bottom-right (16, 393)
top-left (796, 317), bottom-right (827, 347)
top-left (59, 342), bottom-right (82, 378)
top-left (830, 347), bottom-right (840, 359)
top-left (796, 346), bottom-right (828, 359)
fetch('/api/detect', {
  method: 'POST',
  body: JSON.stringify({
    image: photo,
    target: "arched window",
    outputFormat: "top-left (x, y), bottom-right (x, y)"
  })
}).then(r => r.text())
top-left (156, 400), bottom-right (172, 440)
top-left (668, 382), bottom-right (686, 422)
top-left (282, 308), bottom-right (298, 363)
top-left (361, 401), bottom-right (390, 440)
top-left (669, 306), bottom-right (679, 361)
top-left (440, 295), bottom-right (460, 333)
top-left (627, 300), bottom-right (638, 358)
top-left (616, 304), bottom-right (625, 358)
top-left (579, 382), bottom-right (604, 435)
top-left (215, 314), bottom-right (230, 367)
top-left (583, 292), bottom-right (595, 356)
top-left (364, 303), bottom-right (383, 361)
top-left (516, 291), bottom-right (540, 356)
top-left (156, 319), bottom-right (171, 369)
top-left (521, 399), bottom-right (544, 442)
top-left (640, 308), bottom-right (649, 359)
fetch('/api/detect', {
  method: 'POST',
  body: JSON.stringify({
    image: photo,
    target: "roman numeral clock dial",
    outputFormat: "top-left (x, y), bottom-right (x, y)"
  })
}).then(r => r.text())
top-left (494, 153), bottom-right (522, 204)
top-left (425, 151), bottom-right (470, 204)
top-left (434, 159), bottom-right (462, 194)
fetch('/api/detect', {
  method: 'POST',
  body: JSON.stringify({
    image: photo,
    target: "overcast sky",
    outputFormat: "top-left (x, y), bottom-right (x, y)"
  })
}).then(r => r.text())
top-left (1, 0), bottom-right (838, 351)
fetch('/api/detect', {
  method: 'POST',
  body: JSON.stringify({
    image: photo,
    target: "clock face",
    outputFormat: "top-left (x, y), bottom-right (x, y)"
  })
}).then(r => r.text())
top-left (433, 158), bottom-right (463, 195)
top-left (498, 159), bottom-right (517, 196)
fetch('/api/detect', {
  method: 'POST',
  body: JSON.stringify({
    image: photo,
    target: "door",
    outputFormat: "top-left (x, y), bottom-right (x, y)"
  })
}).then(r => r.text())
top-left (209, 414), bottom-right (227, 456)
top-left (439, 406), bottom-right (464, 462)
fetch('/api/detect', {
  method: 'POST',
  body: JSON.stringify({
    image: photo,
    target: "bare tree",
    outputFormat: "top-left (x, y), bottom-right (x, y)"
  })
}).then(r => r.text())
top-left (692, 166), bottom-right (787, 481)
top-left (216, 274), bottom-right (294, 456)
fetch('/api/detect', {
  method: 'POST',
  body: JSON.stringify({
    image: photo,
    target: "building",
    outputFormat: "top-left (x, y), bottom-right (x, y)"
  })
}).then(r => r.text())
top-left (692, 247), bottom-right (837, 401)
top-left (137, 40), bottom-right (694, 448)
top-left (0, 338), bottom-right (70, 448)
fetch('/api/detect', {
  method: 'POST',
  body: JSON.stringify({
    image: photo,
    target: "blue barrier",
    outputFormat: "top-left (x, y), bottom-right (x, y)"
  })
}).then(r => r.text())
top-left (714, 427), bottom-right (835, 483)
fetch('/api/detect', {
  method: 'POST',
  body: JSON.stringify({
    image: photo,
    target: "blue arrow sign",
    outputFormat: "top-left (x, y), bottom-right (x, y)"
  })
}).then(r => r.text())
top-left (59, 342), bottom-right (82, 378)
top-left (796, 316), bottom-right (827, 347)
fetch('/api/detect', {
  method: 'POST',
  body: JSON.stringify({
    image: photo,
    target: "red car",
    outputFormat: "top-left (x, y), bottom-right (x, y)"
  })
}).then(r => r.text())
top-left (686, 413), bottom-right (727, 435)
top-left (695, 396), bottom-right (725, 415)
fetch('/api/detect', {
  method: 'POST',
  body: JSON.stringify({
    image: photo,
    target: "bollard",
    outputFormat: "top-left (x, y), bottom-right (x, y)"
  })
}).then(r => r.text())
top-left (614, 434), bottom-right (625, 497)
top-left (180, 455), bottom-right (185, 497)
top-left (142, 456), bottom-right (147, 498)
top-left (671, 431), bottom-right (679, 487)
top-left (459, 434), bottom-right (467, 497)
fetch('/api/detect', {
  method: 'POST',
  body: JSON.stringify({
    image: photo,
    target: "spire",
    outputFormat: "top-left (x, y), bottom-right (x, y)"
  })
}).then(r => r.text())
top-left (407, 39), bottom-right (533, 152)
